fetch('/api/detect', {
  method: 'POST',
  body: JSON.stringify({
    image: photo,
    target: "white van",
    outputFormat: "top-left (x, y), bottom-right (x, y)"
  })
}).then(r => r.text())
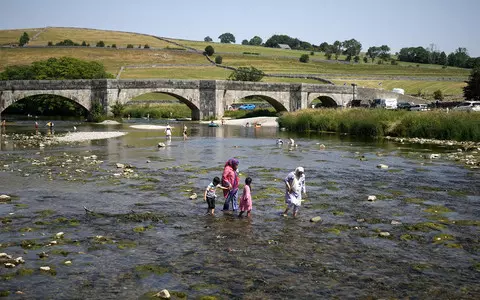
top-left (392, 88), bottom-right (405, 95)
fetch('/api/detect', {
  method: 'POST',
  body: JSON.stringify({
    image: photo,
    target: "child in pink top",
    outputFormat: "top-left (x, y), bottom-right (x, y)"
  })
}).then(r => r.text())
top-left (238, 177), bottom-right (253, 217)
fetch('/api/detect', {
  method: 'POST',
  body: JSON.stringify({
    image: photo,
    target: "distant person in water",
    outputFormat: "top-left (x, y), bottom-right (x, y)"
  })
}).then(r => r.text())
top-left (165, 123), bottom-right (172, 138)
top-left (183, 124), bottom-right (188, 140)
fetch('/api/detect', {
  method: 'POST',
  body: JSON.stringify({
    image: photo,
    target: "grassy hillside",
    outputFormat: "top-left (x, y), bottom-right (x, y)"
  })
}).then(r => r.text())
top-left (0, 27), bottom-right (470, 97)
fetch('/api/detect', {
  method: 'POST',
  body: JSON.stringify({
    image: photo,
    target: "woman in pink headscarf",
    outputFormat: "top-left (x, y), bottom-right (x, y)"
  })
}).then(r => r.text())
top-left (222, 158), bottom-right (239, 211)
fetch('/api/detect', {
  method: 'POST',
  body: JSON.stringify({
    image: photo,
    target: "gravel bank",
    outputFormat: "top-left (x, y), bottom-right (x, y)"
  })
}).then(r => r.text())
top-left (56, 131), bottom-right (127, 142)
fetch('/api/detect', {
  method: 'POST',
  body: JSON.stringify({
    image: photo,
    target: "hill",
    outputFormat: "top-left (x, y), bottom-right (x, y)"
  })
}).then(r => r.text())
top-left (0, 27), bottom-right (470, 98)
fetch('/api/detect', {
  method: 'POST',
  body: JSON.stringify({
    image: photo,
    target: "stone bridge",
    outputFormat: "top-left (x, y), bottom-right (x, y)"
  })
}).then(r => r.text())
top-left (0, 79), bottom-right (419, 120)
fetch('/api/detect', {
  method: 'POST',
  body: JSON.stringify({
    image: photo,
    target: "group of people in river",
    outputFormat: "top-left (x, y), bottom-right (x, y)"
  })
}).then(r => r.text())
top-left (203, 158), bottom-right (306, 218)
top-left (164, 123), bottom-right (188, 140)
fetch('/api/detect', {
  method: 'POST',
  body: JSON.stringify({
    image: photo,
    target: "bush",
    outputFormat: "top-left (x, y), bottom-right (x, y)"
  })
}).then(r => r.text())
top-left (205, 45), bottom-right (215, 56)
top-left (48, 41), bottom-right (53, 46)
top-left (144, 44), bottom-right (150, 49)
top-left (89, 101), bottom-right (106, 122)
top-left (96, 41), bottom-right (105, 47)
top-left (110, 101), bottom-right (125, 118)
top-left (363, 56), bottom-right (368, 63)
top-left (228, 66), bottom-right (264, 82)
top-left (299, 54), bottom-right (310, 63)
top-left (111, 44), bottom-right (116, 48)
top-left (215, 56), bottom-right (223, 64)
top-left (127, 44), bottom-right (134, 48)
top-left (433, 90), bottom-right (444, 101)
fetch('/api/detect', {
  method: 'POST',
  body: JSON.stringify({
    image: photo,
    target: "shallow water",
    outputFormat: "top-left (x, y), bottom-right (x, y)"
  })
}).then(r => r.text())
top-left (0, 119), bottom-right (479, 299)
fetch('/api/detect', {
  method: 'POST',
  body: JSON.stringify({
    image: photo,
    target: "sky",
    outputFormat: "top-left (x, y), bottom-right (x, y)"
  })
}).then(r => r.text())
top-left (1, 0), bottom-right (479, 57)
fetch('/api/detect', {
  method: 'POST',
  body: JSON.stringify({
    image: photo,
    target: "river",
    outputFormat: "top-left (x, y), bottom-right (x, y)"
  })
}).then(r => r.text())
top-left (0, 119), bottom-right (479, 299)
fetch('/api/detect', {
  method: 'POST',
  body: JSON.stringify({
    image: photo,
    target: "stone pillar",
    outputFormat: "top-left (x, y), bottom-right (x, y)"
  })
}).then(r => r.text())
top-left (289, 83), bottom-right (303, 111)
top-left (90, 79), bottom-right (109, 115)
top-left (199, 80), bottom-right (217, 120)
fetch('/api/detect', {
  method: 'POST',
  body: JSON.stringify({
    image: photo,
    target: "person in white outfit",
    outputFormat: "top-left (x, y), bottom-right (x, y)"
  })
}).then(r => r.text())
top-left (283, 167), bottom-right (306, 217)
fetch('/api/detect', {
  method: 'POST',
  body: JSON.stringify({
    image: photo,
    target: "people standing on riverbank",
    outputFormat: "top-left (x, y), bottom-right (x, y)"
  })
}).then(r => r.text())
top-left (183, 124), bottom-right (188, 140)
top-left (204, 176), bottom-right (227, 215)
top-left (238, 177), bottom-right (253, 217)
top-left (283, 167), bottom-right (306, 218)
top-left (222, 158), bottom-right (240, 212)
top-left (165, 123), bottom-right (172, 139)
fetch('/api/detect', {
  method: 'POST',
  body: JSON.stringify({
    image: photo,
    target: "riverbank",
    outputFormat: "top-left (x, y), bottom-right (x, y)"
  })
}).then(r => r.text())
top-left (55, 131), bottom-right (127, 142)
top-left (203, 116), bottom-right (279, 127)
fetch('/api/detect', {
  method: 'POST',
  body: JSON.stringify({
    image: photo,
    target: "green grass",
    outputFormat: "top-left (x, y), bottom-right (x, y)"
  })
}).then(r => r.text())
top-left (278, 108), bottom-right (480, 142)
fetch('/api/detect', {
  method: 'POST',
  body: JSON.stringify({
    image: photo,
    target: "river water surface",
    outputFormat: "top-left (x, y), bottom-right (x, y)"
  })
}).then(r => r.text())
top-left (0, 120), bottom-right (479, 299)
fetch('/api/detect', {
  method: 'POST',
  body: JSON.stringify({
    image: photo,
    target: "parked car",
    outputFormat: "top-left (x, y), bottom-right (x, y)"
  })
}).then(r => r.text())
top-left (238, 104), bottom-right (256, 110)
top-left (452, 101), bottom-right (480, 112)
top-left (409, 104), bottom-right (429, 111)
top-left (397, 102), bottom-right (412, 110)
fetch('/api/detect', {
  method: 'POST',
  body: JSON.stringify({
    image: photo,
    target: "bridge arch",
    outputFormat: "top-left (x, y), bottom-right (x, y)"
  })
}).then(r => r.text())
top-left (109, 87), bottom-right (201, 120)
top-left (0, 90), bottom-right (91, 114)
top-left (307, 93), bottom-right (343, 108)
top-left (225, 92), bottom-right (288, 113)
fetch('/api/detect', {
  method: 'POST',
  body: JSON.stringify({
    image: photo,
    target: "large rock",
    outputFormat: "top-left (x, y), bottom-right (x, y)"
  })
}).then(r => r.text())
top-left (0, 195), bottom-right (12, 202)
top-left (310, 216), bottom-right (322, 223)
top-left (154, 289), bottom-right (170, 299)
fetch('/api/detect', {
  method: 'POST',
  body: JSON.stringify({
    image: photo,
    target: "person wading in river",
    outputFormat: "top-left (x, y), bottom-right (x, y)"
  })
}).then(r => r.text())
top-left (283, 167), bottom-right (306, 217)
top-left (222, 158), bottom-right (240, 212)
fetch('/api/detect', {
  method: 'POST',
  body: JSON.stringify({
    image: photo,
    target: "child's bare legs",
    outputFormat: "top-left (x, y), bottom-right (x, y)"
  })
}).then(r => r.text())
top-left (210, 208), bottom-right (215, 215)
top-left (283, 207), bottom-right (289, 216)
top-left (246, 210), bottom-right (251, 217)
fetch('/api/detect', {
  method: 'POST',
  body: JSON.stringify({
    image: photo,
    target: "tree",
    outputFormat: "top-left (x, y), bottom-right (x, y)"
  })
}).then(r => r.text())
top-left (332, 41), bottom-right (342, 60)
top-left (81, 41), bottom-right (87, 46)
top-left (144, 44), bottom-right (150, 49)
top-left (96, 41), bottom-right (105, 47)
top-left (318, 42), bottom-right (329, 52)
top-left (378, 45), bottom-right (391, 61)
top-left (363, 56), bottom-right (368, 63)
top-left (127, 44), bottom-right (134, 48)
top-left (228, 66), bottom-right (264, 82)
top-left (438, 51), bottom-right (447, 66)
top-left (48, 41), bottom-right (53, 46)
top-left (463, 67), bottom-right (480, 100)
top-left (204, 45), bottom-right (215, 56)
top-left (204, 36), bottom-right (213, 42)
top-left (366, 46), bottom-right (380, 63)
top-left (0, 57), bottom-right (113, 80)
top-left (218, 32), bottom-right (236, 44)
top-left (342, 39), bottom-right (362, 60)
top-left (111, 44), bottom-right (116, 48)
top-left (215, 56), bottom-right (223, 64)
top-left (433, 90), bottom-right (444, 101)
top-left (241, 39), bottom-right (249, 45)
top-left (19, 32), bottom-right (29, 46)
top-left (249, 36), bottom-right (263, 46)
top-left (299, 54), bottom-right (309, 63)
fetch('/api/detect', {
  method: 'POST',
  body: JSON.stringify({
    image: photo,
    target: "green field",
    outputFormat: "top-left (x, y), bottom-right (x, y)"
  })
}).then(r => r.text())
top-left (0, 27), bottom-right (470, 98)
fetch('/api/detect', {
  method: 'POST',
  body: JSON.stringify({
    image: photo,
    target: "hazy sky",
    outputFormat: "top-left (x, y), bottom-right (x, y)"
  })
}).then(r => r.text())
top-left (1, 0), bottom-right (479, 56)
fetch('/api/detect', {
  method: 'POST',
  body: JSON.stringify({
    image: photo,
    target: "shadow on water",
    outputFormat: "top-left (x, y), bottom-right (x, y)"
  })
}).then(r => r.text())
top-left (0, 119), bottom-right (479, 299)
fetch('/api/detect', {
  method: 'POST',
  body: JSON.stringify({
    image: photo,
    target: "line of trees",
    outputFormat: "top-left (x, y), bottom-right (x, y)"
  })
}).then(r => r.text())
top-left (205, 32), bottom-right (479, 68)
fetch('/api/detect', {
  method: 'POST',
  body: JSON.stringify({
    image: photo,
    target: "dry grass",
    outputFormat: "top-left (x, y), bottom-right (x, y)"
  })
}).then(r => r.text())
top-left (0, 28), bottom-right (43, 45)
top-left (0, 47), bottom-right (207, 74)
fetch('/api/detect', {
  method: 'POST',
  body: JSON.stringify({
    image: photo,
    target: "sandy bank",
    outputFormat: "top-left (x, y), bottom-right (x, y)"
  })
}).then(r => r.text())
top-left (130, 125), bottom-right (171, 130)
top-left (56, 131), bottom-right (127, 142)
top-left (204, 117), bottom-right (279, 127)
